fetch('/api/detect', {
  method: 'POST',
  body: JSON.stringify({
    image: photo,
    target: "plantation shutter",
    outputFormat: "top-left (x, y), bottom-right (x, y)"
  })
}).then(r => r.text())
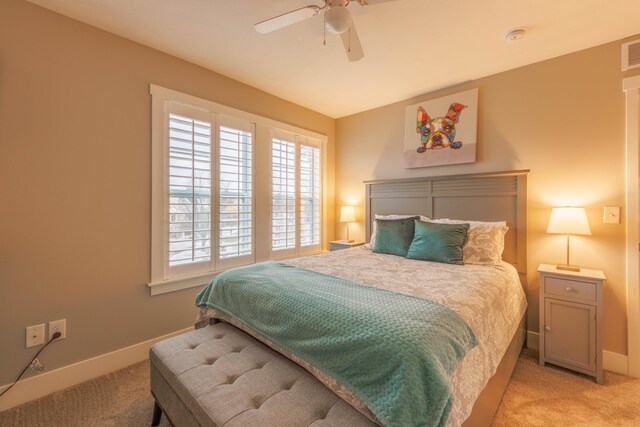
top-left (271, 131), bottom-right (297, 257)
top-left (270, 131), bottom-right (322, 259)
top-left (165, 102), bottom-right (213, 277)
top-left (217, 115), bottom-right (255, 269)
top-left (299, 138), bottom-right (321, 255)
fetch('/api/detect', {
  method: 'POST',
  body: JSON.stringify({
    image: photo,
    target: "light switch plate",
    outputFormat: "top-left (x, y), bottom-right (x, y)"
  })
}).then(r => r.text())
top-left (603, 206), bottom-right (620, 224)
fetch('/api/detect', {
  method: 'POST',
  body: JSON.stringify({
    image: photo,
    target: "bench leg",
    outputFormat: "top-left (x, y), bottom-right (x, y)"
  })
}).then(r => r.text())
top-left (151, 400), bottom-right (163, 426)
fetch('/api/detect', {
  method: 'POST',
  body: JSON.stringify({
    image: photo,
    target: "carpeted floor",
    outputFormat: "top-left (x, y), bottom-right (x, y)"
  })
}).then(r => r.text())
top-left (493, 350), bottom-right (640, 426)
top-left (0, 349), bottom-right (639, 426)
top-left (0, 362), bottom-right (170, 427)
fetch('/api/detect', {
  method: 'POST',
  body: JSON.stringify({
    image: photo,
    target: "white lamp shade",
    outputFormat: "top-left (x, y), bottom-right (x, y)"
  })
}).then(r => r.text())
top-left (340, 206), bottom-right (355, 223)
top-left (547, 207), bottom-right (591, 235)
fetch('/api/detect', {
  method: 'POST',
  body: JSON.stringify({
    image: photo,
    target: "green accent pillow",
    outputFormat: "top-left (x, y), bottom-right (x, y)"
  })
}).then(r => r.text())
top-left (406, 220), bottom-right (470, 265)
top-left (372, 217), bottom-right (418, 257)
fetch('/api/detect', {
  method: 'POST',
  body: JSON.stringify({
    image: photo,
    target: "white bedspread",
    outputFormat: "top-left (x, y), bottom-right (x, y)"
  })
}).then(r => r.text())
top-left (196, 246), bottom-right (527, 426)
top-left (284, 246), bottom-right (527, 426)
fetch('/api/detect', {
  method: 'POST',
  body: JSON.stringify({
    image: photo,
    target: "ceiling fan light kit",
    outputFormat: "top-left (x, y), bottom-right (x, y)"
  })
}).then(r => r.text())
top-left (325, 6), bottom-right (352, 34)
top-left (255, 0), bottom-right (397, 61)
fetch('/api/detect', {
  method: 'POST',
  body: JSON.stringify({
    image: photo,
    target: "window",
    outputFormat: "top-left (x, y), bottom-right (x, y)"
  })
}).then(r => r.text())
top-left (151, 98), bottom-right (255, 291)
top-left (271, 131), bottom-right (322, 258)
top-left (150, 85), bottom-right (325, 295)
top-left (163, 104), bottom-right (255, 280)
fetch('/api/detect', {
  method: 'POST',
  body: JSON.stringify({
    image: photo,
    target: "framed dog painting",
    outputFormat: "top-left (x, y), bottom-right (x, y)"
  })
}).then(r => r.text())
top-left (403, 88), bottom-right (478, 168)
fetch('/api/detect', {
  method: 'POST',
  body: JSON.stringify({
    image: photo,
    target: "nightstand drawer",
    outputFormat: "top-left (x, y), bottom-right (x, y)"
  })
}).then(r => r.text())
top-left (545, 277), bottom-right (596, 302)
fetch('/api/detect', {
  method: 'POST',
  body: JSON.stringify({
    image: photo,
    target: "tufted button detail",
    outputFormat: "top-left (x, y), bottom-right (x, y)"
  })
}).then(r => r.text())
top-left (255, 360), bottom-right (269, 369)
top-left (251, 388), bottom-right (288, 410)
top-left (206, 358), bottom-right (217, 365)
top-left (313, 409), bottom-right (328, 420)
top-left (226, 374), bottom-right (241, 384)
top-left (251, 396), bottom-right (264, 408)
top-left (314, 402), bottom-right (336, 421)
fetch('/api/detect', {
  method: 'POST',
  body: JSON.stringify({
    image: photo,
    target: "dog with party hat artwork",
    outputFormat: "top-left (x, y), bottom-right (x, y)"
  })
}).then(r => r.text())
top-left (404, 88), bottom-right (477, 168)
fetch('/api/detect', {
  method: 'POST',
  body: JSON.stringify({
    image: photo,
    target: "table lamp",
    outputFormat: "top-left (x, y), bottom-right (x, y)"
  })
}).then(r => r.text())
top-left (340, 206), bottom-right (355, 242)
top-left (546, 207), bottom-right (591, 272)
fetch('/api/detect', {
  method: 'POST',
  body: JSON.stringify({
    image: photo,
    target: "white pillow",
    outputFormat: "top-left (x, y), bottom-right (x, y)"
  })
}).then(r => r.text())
top-left (429, 219), bottom-right (509, 265)
top-left (366, 214), bottom-right (431, 249)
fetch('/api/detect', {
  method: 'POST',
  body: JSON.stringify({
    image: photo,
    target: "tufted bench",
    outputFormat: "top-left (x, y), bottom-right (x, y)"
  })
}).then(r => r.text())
top-left (149, 322), bottom-right (377, 426)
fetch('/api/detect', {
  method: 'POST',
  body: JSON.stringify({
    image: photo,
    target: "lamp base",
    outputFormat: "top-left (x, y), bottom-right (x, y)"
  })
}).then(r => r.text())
top-left (556, 263), bottom-right (581, 272)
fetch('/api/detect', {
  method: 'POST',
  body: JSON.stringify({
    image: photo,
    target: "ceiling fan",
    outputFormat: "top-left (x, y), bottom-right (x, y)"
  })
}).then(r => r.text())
top-left (255, 0), bottom-right (398, 62)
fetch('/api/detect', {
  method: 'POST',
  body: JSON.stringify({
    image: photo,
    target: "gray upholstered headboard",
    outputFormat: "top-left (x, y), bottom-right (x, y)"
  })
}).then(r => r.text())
top-left (364, 170), bottom-right (529, 279)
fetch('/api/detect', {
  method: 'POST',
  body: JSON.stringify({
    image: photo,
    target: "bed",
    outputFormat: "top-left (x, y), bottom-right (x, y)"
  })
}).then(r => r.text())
top-left (151, 170), bottom-right (529, 427)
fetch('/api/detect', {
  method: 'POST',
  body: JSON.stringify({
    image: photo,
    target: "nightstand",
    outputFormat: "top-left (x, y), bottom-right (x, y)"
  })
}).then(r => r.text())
top-left (538, 264), bottom-right (606, 384)
top-left (329, 241), bottom-right (364, 251)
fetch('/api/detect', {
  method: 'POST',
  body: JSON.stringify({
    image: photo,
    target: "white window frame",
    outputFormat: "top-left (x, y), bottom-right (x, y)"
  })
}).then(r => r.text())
top-left (149, 85), bottom-right (327, 295)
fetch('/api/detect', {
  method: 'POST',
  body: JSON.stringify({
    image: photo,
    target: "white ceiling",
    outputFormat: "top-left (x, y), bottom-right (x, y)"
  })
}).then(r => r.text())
top-left (27, 0), bottom-right (640, 118)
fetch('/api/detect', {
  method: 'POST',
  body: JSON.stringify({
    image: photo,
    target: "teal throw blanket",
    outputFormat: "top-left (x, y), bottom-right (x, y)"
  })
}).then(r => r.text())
top-left (195, 262), bottom-right (477, 427)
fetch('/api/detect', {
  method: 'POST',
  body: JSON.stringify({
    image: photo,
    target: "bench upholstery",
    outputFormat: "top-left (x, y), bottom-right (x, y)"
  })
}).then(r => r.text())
top-left (150, 322), bottom-right (377, 426)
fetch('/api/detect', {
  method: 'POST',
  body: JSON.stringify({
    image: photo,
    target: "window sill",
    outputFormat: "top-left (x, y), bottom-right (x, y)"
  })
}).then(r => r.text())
top-left (148, 250), bottom-right (325, 296)
top-left (148, 272), bottom-right (220, 296)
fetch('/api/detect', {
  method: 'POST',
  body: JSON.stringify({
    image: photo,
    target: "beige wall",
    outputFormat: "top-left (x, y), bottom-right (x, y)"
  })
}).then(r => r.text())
top-left (0, 0), bottom-right (335, 385)
top-left (336, 38), bottom-right (640, 356)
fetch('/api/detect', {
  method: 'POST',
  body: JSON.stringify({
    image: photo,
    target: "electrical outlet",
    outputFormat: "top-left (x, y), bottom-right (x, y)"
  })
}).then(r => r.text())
top-left (49, 319), bottom-right (66, 340)
top-left (26, 324), bottom-right (45, 348)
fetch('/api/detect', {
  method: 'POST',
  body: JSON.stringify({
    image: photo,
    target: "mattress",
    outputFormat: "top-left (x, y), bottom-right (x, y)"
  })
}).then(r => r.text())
top-left (197, 246), bottom-right (527, 426)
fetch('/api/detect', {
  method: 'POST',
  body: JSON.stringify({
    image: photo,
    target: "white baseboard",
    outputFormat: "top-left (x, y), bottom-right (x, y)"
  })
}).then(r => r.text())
top-left (526, 330), bottom-right (540, 350)
top-left (603, 350), bottom-right (629, 375)
top-left (0, 326), bottom-right (193, 412)
top-left (0, 327), bottom-right (630, 413)
top-left (525, 330), bottom-right (628, 375)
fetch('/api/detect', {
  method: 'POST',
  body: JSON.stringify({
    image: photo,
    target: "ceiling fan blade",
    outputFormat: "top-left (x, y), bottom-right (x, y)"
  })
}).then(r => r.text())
top-left (255, 6), bottom-right (320, 34)
top-left (340, 22), bottom-right (364, 62)
top-left (357, 0), bottom-right (400, 5)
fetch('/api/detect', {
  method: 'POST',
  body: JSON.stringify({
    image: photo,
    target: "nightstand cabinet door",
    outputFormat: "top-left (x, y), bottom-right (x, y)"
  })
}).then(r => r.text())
top-left (544, 298), bottom-right (596, 371)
